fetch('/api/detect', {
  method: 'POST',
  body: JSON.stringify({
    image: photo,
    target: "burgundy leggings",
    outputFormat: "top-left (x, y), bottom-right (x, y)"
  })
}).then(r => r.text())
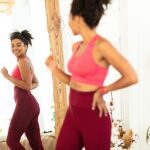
top-left (6, 87), bottom-right (44, 150)
top-left (56, 88), bottom-right (112, 150)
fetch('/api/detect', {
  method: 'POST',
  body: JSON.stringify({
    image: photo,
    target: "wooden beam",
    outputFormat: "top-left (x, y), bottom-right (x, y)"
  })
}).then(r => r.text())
top-left (45, 0), bottom-right (67, 137)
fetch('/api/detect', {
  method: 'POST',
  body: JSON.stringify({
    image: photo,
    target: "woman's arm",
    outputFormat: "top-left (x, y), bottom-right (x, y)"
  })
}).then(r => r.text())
top-left (45, 55), bottom-right (71, 85)
top-left (92, 39), bottom-right (138, 117)
top-left (98, 39), bottom-right (138, 94)
top-left (52, 67), bottom-right (71, 85)
top-left (45, 42), bottom-right (82, 85)
top-left (31, 73), bottom-right (39, 90)
top-left (1, 58), bottom-right (33, 90)
top-left (4, 75), bottom-right (32, 90)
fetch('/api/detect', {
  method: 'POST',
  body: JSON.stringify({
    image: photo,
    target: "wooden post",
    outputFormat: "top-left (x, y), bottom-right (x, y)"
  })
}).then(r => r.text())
top-left (45, 0), bottom-right (67, 137)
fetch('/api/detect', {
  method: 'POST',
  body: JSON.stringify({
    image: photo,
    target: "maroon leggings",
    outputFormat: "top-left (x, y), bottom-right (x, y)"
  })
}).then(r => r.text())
top-left (56, 88), bottom-right (112, 150)
top-left (6, 87), bottom-right (44, 150)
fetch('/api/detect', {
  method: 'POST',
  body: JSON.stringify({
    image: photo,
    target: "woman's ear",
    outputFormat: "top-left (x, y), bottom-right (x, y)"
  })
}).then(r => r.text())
top-left (76, 16), bottom-right (86, 27)
top-left (74, 15), bottom-right (81, 23)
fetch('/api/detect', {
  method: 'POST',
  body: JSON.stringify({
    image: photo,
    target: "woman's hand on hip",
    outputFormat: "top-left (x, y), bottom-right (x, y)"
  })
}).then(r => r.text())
top-left (92, 90), bottom-right (108, 117)
top-left (1, 67), bottom-right (10, 79)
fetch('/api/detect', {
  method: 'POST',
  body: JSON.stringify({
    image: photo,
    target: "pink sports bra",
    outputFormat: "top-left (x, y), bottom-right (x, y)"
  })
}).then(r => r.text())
top-left (68, 34), bottom-right (109, 86)
top-left (12, 57), bottom-right (33, 80)
top-left (12, 65), bottom-right (22, 80)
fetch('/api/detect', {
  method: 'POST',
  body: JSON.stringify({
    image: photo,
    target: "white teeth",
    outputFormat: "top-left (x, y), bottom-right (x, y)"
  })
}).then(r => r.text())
top-left (14, 53), bottom-right (19, 55)
top-left (14, 52), bottom-right (19, 54)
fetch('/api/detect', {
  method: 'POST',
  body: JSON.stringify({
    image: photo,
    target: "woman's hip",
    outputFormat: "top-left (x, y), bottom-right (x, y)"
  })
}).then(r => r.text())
top-left (14, 86), bottom-right (38, 106)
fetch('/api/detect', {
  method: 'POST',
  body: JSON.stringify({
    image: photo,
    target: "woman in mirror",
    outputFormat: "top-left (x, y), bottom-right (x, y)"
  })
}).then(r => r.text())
top-left (1, 30), bottom-right (44, 150)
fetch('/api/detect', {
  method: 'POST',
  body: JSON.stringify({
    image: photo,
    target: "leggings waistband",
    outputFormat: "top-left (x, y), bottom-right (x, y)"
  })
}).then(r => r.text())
top-left (69, 88), bottom-right (96, 108)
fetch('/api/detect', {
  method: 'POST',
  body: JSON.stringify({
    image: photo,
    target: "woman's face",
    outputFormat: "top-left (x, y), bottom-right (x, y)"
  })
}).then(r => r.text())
top-left (69, 14), bottom-right (80, 35)
top-left (11, 39), bottom-right (27, 57)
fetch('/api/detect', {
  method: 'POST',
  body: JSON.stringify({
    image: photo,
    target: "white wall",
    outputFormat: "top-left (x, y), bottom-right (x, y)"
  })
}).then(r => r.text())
top-left (120, 0), bottom-right (150, 149)
top-left (0, 13), bottom-right (15, 137)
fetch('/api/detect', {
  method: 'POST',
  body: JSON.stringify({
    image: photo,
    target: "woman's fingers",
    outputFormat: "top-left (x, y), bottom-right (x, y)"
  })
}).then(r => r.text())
top-left (97, 104), bottom-right (103, 117)
top-left (45, 55), bottom-right (55, 70)
top-left (92, 93), bottom-right (108, 117)
top-left (1, 67), bottom-right (7, 74)
top-left (92, 97), bottom-right (97, 110)
top-left (45, 55), bottom-right (52, 66)
top-left (45, 56), bottom-right (49, 66)
top-left (97, 101), bottom-right (108, 117)
top-left (103, 104), bottom-right (108, 117)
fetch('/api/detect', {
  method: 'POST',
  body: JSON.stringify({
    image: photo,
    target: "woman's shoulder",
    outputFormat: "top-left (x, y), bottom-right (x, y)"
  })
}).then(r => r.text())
top-left (96, 36), bottom-right (110, 45)
top-left (96, 36), bottom-right (120, 59)
top-left (18, 56), bottom-right (32, 68)
top-left (18, 56), bottom-right (31, 63)
top-left (96, 36), bottom-right (114, 51)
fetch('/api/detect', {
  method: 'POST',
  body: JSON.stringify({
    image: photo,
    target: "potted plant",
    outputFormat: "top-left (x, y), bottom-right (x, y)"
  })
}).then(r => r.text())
top-left (108, 92), bottom-right (137, 149)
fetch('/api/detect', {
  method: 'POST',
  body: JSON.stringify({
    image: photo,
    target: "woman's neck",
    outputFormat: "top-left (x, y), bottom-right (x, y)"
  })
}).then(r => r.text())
top-left (80, 28), bottom-right (97, 44)
top-left (17, 54), bottom-right (27, 61)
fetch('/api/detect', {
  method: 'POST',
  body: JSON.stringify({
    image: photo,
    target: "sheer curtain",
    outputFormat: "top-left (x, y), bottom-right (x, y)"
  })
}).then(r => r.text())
top-left (0, 0), bottom-right (54, 138)
top-left (0, 13), bottom-right (15, 138)
top-left (120, 0), bottom-right (150, 149)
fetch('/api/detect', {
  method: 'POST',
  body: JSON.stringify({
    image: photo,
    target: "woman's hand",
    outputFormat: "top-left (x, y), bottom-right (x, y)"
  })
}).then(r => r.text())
top-left (45, 55), bottom-right (56, 71)
top-left (45, 55), bottom-right (71, 85)
top-left (31, 74), bottom-right (39, 90)
top-left (1, 67), bottom-right (10, 79)
top-left (92, 90), bottom-right (108, 117)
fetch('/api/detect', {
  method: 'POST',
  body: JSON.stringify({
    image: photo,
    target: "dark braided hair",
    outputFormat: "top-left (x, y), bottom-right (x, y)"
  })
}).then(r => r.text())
top-left (70, 0), bottom-right (111, 29)
top-left (10, 30), bottom-right (33, 47)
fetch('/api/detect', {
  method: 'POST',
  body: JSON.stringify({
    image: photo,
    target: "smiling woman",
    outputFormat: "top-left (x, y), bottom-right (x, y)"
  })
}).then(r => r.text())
top-left (1, 30), bottom-right (44, 150)
top-left (0, 0), bottom-right (54, 141)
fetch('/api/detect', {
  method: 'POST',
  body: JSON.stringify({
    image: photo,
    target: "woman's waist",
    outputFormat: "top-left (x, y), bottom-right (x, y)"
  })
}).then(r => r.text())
top-left (13, 86), bottom-right (34, 101)
top-left (14, 86), bottom-right (31, 92)
top-left (14, 93), bottom-right (38, 106)
top-left (70, 72), bottom-right (106, 85)
top-left (69, 79), bottom-right (100, 92)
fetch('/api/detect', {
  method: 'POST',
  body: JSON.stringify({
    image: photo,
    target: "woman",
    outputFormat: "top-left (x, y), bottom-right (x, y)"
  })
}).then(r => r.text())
top-left (1, 30), bottom-right (44, 150)
top-left (45, 0), bottom-right (138, 149)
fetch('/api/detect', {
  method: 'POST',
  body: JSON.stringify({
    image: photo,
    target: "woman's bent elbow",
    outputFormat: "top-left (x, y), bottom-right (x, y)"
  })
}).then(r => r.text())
top-left (129, 75), bottom-right (138, 85)
top-left (26, 83), bottom-right (32, 90)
